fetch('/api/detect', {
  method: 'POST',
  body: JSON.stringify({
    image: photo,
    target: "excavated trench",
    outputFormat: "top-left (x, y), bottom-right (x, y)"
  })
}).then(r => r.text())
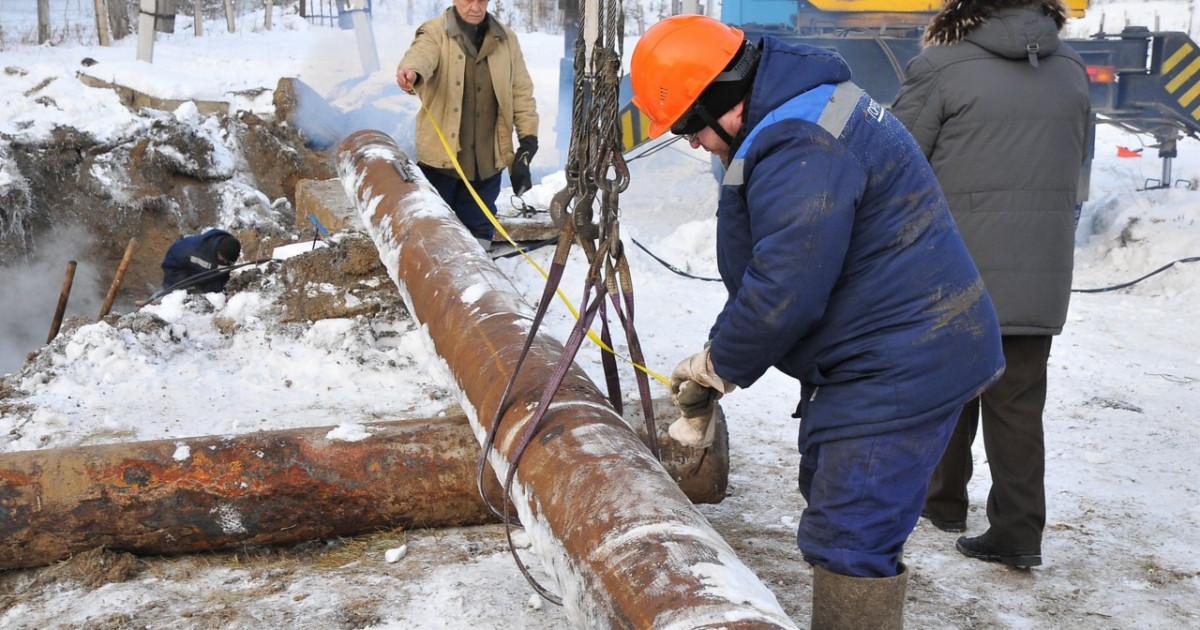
top-left (0, 77), bottom-right (359, 374)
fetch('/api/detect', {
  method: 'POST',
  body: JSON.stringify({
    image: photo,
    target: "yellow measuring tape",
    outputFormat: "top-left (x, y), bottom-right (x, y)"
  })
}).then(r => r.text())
top-left (417, 102), bottom-right (670, 387)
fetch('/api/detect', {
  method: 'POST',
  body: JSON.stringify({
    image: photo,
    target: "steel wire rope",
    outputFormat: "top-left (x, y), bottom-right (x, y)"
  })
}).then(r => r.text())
top-left (464, 1), bottom-right (669, 606)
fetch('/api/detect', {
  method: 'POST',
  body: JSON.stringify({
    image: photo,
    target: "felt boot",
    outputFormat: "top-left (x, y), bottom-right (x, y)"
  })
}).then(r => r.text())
top-left (811, 563), bottom-right (908, 630)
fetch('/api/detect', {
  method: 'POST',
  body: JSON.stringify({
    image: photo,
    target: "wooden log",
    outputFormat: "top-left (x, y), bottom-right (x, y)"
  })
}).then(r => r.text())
top-left (46, 261), bottom-right (77, 343)
top-left (99, 237), bottom-right (137, 319)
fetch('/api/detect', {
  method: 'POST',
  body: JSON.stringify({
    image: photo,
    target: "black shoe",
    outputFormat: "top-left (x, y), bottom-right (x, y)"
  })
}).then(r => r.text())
top-left (956, 534), bottom-right (1041, 568)
top-left (921, 510), bottom-right (966, 533)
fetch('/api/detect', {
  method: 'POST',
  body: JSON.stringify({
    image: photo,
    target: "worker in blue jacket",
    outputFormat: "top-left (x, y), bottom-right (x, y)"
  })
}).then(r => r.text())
top-left (631, 15), bottom-right (1005, 629)
top-left (160, 229), bottom-right (241, 294)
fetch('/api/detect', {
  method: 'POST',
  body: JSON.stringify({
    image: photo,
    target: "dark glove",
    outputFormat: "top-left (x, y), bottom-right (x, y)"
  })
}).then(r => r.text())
top-left (668, 380), bottom-right (721, 448)
top-left (510, 136), bottom-right (538, 197)
top-left (671, 379), bottom-right (718, 419)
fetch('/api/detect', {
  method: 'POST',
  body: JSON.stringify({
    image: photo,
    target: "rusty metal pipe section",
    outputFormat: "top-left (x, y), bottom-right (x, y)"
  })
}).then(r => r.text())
top-left (0, 411), bottom-right (721, 571)
top-left (336, 130), bottom-right (796, 629)
top-left (0, 416), bottom-right (497, 570)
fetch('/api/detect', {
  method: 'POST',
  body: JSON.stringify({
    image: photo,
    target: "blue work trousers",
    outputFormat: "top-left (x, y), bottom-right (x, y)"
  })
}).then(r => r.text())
top-left (418, 165), bottom-right (502, 241)
top-left (797, 405), bottom-right (961, 577)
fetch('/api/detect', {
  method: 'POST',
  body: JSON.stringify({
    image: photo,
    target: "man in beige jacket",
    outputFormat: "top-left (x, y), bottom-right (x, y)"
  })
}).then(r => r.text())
top-left (397, 0), bottom-right (539, 250)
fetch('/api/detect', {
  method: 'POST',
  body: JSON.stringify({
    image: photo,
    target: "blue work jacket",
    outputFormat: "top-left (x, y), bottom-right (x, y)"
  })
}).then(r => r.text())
top-left (161, 229), bottom-right (234, 293)
top-left (708, 37), bottom-right (1005, 450)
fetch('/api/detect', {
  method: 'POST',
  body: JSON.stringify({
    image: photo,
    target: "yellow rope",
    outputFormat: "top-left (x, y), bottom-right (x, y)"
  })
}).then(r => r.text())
top-left (417, 102), bottom-right (669, 387)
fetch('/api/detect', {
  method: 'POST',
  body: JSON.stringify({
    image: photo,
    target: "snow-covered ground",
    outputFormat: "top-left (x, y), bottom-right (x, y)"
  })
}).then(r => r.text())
top-left (1, 2), bottom-right (1199, 628)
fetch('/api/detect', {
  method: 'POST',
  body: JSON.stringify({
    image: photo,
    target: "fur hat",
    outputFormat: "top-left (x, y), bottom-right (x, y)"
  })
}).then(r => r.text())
top-left (672, 41), bottom-right (760, 135)
top-left (217, 235), bottom-right (241, 264)
top-left (923, 0), bottom-right (1070, 46)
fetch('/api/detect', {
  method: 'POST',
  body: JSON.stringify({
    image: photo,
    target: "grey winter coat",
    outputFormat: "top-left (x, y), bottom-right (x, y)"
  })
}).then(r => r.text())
top-left (891, 6), bottom-right (1090, 335)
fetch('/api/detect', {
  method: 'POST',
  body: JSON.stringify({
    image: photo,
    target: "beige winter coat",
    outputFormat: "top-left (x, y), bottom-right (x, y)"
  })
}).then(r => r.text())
top-left (399, 8), bottom-right (539, 171)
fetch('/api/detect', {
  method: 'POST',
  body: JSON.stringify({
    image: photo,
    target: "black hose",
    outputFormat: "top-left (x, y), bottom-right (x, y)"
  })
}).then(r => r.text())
top-left (1071, 256), bottom-right (1199, 293)
top-left (147, 257), bottom-right (278, 302)
top-left (491, 237), bottom-right (559, 260)
top-left (631, 234), bottom-right (1197, 295)
top-left (629, 238), bottom-right (722, 282)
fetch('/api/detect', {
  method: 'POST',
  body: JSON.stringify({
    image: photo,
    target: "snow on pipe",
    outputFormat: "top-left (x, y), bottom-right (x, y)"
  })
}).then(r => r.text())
top-left (0, 410), bottom-right (722, 571)
top-left (336, 129), bottom-right (798, 629)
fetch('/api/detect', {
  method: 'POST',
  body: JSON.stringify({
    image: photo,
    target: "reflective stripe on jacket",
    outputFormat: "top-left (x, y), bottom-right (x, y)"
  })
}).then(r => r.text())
top-left (709, 36), bottom-right (1004, 450)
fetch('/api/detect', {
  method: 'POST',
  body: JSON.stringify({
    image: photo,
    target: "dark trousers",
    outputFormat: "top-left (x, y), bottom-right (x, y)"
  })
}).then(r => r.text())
top-left (418, 164), bottom-right (502, 240)
top-left (924, 335), bottom-right (1052, 550)
top-left (798, 405), bottom-right (961, 577)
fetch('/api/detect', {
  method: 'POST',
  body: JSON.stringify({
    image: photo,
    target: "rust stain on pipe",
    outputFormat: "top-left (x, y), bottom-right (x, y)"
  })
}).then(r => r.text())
top-left (0, 409), bottom-right (722, 571)
top-left (336, 130), bottom-right (795, 629)
top-left (0, 417), bottom-right (497, 570)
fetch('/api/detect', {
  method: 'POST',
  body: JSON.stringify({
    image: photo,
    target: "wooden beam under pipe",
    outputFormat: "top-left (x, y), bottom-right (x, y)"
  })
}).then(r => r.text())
top-left (336, 130), bottom-right (796, 629)
top-left (0, 405), bottom-right (723, 571)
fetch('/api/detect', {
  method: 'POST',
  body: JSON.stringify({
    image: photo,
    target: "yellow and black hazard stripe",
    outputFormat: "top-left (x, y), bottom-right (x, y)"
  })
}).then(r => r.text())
top-left (1162, 39), bottom-right (1200, 124)
top-left (619, 103), bottom-right (654, 153)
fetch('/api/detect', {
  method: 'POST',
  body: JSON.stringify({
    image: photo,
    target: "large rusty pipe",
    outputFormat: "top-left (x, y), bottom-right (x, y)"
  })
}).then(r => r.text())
top-left (336, 130), bottom-right (796, 629)
top-left (0, 409), bottom-right (722, 571)
top-left (0, 416), bottom-right (494, 570)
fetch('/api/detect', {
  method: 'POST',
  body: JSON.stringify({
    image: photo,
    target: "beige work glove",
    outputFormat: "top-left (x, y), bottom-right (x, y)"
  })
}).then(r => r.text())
top-left (668, 348), bottom-right (736, 448)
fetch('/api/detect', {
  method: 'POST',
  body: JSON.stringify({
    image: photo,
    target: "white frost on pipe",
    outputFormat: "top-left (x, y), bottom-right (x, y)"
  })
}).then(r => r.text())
top-left (337, 134), bottom-right (797, 629)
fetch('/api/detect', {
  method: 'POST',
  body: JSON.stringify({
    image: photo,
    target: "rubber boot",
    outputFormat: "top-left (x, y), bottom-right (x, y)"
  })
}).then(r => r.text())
top-left (811, 563), bottom-right (908, 630)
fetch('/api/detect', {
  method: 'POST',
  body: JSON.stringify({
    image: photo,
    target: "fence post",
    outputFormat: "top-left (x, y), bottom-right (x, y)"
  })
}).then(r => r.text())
top-left (136, 0), bottom-right (157, 62)
top-left (93, 0), bottom-right (111, 45)
top-left (37, 0), bottom-right (51, 44)
top-left (347, 0), bottom-right (380, 74)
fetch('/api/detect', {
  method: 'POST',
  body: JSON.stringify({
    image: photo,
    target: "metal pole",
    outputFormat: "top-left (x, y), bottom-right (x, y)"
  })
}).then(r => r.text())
top-left (348, 0), bottom-right (380, 74)
top-left (99, 238), bottom-right (138, 320)
top-left (46, 261), bottom-right (77, 344)
top-left (336, 130), bottom-right (797, 630)
top-left (136, 0), bottom-right (156, 62)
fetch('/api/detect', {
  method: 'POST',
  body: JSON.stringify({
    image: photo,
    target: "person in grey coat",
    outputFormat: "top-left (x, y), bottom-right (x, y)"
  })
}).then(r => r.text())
top-left (891, 0), bottom-right (1090, 568)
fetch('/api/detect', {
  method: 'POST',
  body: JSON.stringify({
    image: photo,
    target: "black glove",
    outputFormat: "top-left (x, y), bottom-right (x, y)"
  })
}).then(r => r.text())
top-left (510, 136), bottom-right (538, 197)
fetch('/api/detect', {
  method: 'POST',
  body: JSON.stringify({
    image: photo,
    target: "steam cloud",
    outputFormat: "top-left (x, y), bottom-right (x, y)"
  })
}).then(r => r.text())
top-left (1, 226), bottom-right (104, 376)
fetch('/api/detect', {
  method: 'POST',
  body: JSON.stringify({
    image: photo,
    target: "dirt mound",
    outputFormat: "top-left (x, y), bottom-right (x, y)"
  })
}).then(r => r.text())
top-left (250, 231), bottom-right (400, 324)
top-left (0, 77), bottom-right (337, 314)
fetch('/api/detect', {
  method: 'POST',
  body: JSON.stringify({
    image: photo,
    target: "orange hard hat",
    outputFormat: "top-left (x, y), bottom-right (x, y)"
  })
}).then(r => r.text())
top-left (631, 15), bottom-right (746, 139)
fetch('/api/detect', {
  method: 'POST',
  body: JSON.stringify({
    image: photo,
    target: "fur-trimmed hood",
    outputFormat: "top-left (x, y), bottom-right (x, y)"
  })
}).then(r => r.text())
top-left (923, 0), bottom-right (1069, 46)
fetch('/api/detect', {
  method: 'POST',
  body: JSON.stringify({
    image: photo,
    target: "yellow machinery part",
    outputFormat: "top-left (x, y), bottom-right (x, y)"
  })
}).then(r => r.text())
top-left (805, 0), bottom-right (1088, 17)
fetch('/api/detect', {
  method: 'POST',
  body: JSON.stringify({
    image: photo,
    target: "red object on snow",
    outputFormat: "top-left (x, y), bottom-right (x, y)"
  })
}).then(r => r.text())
top-left (1117, 146), bottom-right (1143, 158)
